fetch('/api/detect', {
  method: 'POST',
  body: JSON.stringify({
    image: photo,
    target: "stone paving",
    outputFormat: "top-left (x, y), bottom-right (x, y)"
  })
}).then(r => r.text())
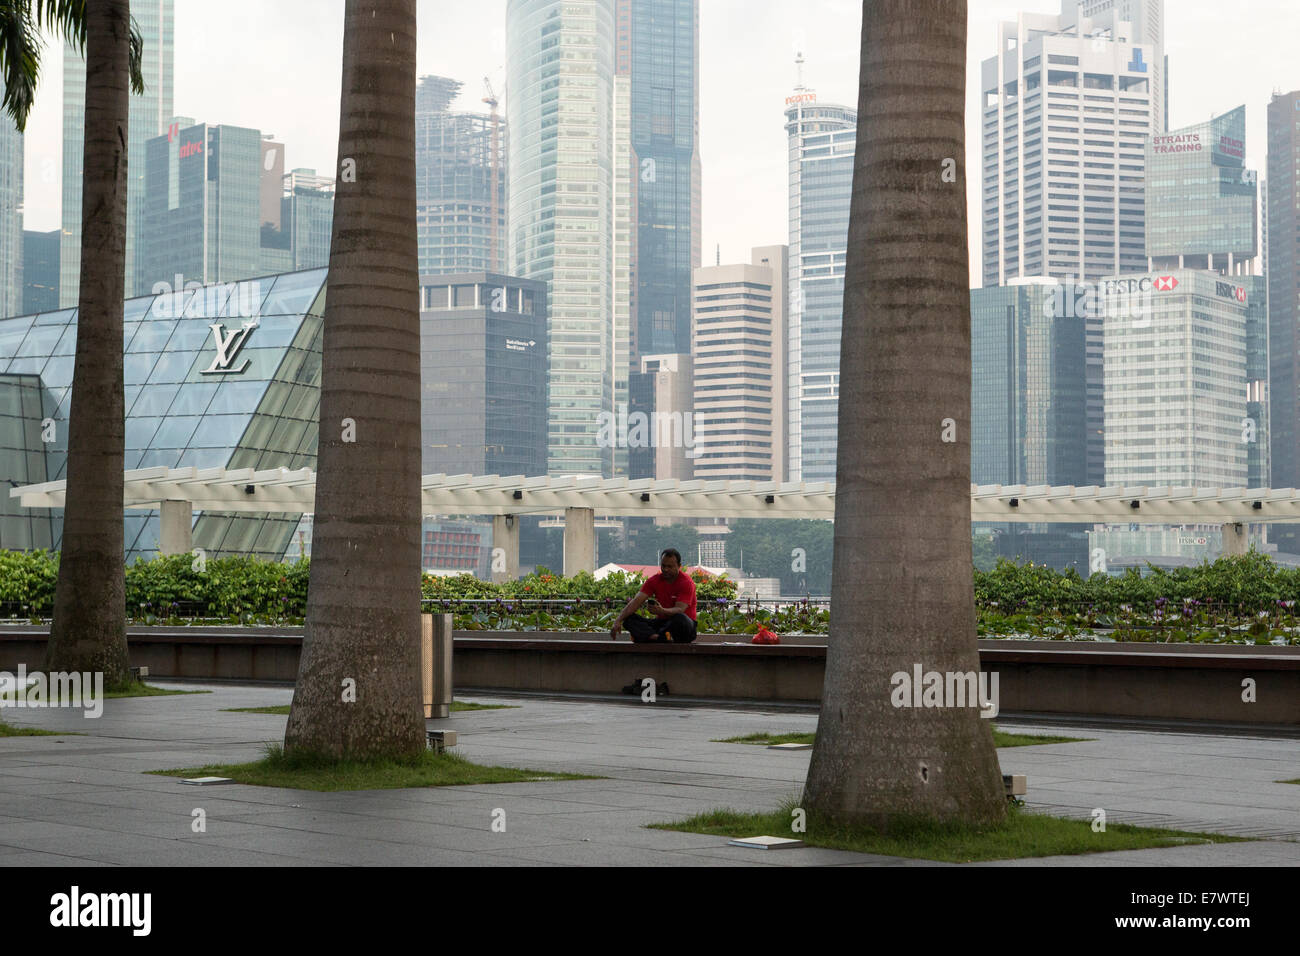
top-left (0, 682), bottom-right (1295, 866)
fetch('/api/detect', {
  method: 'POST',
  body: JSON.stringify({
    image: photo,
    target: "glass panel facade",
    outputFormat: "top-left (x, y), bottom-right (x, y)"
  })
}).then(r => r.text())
top-left (0, 271), bottom-right (327, 561)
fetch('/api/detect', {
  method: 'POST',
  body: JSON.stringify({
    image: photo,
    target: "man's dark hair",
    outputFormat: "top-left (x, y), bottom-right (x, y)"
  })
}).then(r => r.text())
top-left (659, 548), bottom-right (682, 566)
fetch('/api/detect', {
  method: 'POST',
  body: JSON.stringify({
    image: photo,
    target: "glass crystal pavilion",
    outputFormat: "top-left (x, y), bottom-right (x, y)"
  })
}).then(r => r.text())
top-left (0, 269), bottom-right (325, 561)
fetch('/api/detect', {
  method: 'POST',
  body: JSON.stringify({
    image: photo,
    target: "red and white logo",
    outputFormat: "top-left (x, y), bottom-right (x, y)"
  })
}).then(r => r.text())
top-left (1154, 275), bottom-right (1179, 292)
top-left (1235, 286), bottom-right (1246, 303)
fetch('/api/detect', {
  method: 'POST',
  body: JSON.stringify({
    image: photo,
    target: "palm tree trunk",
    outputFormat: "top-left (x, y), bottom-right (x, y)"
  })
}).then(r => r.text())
top-left (44, 0), bottom-right (130, 687)
top-left (283, 0), bottom-right (424, 760)
top-left (802, 0), bottom-right (1006, 826)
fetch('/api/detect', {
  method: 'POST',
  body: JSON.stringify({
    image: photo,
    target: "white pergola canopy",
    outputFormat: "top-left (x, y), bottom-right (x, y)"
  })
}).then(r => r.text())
top-left (10, 467), bottom-right (1300, 525)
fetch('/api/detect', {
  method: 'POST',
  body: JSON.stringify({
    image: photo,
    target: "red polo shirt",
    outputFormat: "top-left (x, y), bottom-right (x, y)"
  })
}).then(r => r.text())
top-left (640, 572), bottom-right (697, 621)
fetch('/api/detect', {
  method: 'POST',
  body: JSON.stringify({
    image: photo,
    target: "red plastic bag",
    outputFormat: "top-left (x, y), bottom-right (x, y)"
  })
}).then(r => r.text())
top-left (751, 626), bottom-right (780, 645)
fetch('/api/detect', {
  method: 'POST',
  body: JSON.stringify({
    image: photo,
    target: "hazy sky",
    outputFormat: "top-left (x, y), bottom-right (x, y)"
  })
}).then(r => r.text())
top-left (16, 0), bottom-right (1300, 284)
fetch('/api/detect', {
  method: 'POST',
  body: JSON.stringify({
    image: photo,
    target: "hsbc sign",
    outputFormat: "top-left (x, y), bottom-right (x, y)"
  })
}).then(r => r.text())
top-left (1154, 275), bottom-right (1179, 292)
top-left (1215, 280), bottom-right (1247, 304)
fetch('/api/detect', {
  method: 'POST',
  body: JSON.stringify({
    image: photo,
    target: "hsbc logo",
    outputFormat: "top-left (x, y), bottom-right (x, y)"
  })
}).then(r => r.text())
top-left (1215, 280), bottom-right (1247, 304)
top-left (1154, 275), bottom-right (1179, 292)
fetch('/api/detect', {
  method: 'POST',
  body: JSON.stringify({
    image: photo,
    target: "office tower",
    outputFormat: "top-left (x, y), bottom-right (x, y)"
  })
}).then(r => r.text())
top-left (1103, 269), bottom-right (1256, 488)
top-left (691, 245), bottom-right (787, 482)
top-left (507, 0), bottom-right (621, 476)
top-left (60, 0), bottom-right (174, 307)
top-left (1268, 91), bottom-right (1300, 496)
top-left (137, 122), bottom-right (328, 292)
top-left (628, 353), bottom-right (694, 482)
top-left (0, 116), bottom-right (21, 320)
top-left (22, 230), bottom-right (60, 315)
top-left (785, 79), bottom-right (855, 483)
top-left (1105, 106), bottom-right (1264, 491)
top-left (415, 76), bottom-right (506, 277)
top-left (1146, 107), bottom-right (1256, 273)
top-left (280, 170), bottom-right (335, 272)
top-left (618, 0), bottom-right (700, 363)
top-left (982, 1), bottom-right (1164, 485)
top-left (418, 273), bottom-right (548, 478)
top-left (971, 280), bottom-right (1087, 487)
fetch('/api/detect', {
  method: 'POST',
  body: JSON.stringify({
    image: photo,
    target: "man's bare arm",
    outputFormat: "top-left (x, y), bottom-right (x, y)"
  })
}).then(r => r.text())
top-left (610, 592), bottom-right (649, 637)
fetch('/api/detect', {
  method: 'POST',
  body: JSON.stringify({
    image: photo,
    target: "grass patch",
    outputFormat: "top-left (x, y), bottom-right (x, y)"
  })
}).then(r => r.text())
top-left (713, 729), bottom-right (1092, 748)
top-left (0, 721), bottom-right (83, 737)
top-left (1281, 779), bottom-right (1300, 785)
top-left (221, 700), bottom-right (519, 717)
top-left (650, 800), bottom-right (1245, 863)
top-left (150, 743), bottom-right (599, 791)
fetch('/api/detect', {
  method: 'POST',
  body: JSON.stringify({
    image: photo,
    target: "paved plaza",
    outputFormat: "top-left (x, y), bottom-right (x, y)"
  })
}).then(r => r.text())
top-left (0, 683), bottom-right (1296, 866)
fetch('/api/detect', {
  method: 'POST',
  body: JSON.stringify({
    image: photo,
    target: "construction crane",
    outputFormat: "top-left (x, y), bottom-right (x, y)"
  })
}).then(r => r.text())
top-left (482, 78), bottom-right (501, 274)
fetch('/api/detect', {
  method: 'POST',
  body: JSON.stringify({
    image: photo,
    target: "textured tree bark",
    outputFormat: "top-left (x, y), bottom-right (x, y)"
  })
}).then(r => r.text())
top-left (802, 0), bottom-right (1007, 826)
top-left (283, 0), bottom-right (425, 760)
top-left (45, 0), bottom-right (131, 688)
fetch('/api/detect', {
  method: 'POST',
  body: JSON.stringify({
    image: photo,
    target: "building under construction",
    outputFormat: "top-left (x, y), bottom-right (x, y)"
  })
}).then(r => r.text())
top-left (416, 75), bottom-right (507, 276)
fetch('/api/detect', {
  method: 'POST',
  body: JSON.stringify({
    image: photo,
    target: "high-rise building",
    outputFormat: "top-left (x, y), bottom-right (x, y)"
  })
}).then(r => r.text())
top-left (137, 122), bottom-right (329, 293)
top-left (627, 353), bottom-right (694, 482)
top-left (785, 82), bottom-right (854, 483)
top-left (971, 279), bottom-right (1088, 487)
top-left (22, 230), bottom-right (60, 315)
top-left (981, 0), bottom-right (1164, 485)
top-left (415, 76), bottom-right (507, 277)
top-left (507, 0), bottom-right (623, 476)
top-left (60, 0), bottom-right (174, 307)
top-left (618, 0), bottom-right (700, 365)
top-left (0, 114), bottom-right (21, 320)
top-left (1105, 106), bottom-right (1264, 488)
top-left (280, 170), bottom-right (335, 272)
top-left (418, 272), bottom-right (548, 479)
top-left (1146, 107), bottom-right (1256, 273)
top-left (1103, 269), bottom-right (1261, 488)
top-left (1268, 91), bottom-right (1300, 498)
top-left (691, 245), bottom-right (787, 482)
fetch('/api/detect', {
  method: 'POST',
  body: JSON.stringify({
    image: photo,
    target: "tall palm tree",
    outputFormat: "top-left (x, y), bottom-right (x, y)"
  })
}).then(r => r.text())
top-left (1, 1), bottom-right (143, 689)
top-left (802, 0), bottom-right (1006, 827)
top-left (283, 0), bottom-right (424, 760)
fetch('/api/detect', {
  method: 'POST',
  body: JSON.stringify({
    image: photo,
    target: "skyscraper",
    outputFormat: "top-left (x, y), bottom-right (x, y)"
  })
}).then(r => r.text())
top-left (137, 122), bottom-right (329, 293)
top-left (981, 0), bottom-right (1164, 484)
top-left (60, 0), bottom-right (174, 308)
top-left (22, 230), bottom-right (60, 315)
top-left (692, 245), bottom-right (787, 482)
top-left (971, 280), bottom-right (1087, 487)
top-left (619, 0), bottom-right (700, 362)
top-left (415, 76), bottom-right (507, 277)
top-left (0, 108), bottom-right (21, 320)
top-left (785, 80), bottom-right (855, 483)
top-left (507, 0), bottom-right (623, 476)
top-left (1268, 91), bottom-right (1300, 496)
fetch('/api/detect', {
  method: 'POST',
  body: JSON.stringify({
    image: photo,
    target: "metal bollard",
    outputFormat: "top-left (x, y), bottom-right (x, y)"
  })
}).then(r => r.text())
top-left (422, 613), bottom-right (453, 719)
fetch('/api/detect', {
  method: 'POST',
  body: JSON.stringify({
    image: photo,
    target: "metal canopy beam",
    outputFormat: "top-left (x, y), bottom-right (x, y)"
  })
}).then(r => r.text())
top-left (12, 469), bottom-right (1300, 525)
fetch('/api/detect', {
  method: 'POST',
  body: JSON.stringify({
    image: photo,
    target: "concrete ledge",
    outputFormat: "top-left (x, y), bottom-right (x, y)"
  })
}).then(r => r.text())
top-left (1, 626), bottom-right (1296, 723)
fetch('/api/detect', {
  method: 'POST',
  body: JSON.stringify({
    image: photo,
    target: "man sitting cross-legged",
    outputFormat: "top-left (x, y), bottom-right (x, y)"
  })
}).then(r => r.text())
top-left (609, 549), bottom-right (698, 644)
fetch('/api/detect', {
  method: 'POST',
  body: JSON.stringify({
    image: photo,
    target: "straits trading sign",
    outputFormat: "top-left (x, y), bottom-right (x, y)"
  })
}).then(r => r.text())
top-left (1152, 132), bottom-right (1201, 154)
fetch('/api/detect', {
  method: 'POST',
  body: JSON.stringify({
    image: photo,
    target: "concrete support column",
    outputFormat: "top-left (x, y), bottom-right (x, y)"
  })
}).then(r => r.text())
top-left (1221, 522), bottom-right (1248, 556)
top-left (491, 514), bottom-right (520, 583)
top-left (563, 507), bottom-right (596, 576)
top-left (159, 500), bottom-right (193, 556)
